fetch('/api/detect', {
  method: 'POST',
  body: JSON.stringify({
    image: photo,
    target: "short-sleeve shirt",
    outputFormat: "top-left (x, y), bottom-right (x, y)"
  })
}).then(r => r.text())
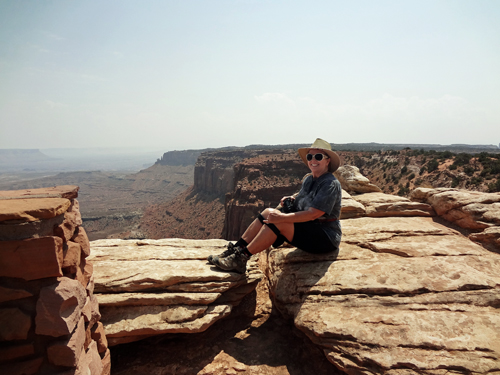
top-left (294, 173), bottom-right (342, 245)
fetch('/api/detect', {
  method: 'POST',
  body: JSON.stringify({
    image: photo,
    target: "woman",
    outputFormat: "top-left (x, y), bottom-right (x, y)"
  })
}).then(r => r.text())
top-left (208, 138), bottom-right (342, 273)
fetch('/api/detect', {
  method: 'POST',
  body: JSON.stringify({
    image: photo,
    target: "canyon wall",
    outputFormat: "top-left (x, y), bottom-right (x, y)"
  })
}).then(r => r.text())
top-left (0, 186), bottom-right (108, 375)
top-left (193, 149), bottom-right (309, 240)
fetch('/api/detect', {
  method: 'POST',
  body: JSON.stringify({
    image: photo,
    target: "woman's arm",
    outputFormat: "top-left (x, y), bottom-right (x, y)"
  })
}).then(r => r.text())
top-left (264, 207), bottom-right (325, 224)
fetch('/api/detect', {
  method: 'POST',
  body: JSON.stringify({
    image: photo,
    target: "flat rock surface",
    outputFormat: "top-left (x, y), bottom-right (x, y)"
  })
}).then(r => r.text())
top-left (89, 238), bottom-right (263, 346)
top-left (0, 185), bottom-right (79, 200)
top-left (265, 216), bottom-right (500, 374)
top-left (0, 198), bottom-right (71, 222)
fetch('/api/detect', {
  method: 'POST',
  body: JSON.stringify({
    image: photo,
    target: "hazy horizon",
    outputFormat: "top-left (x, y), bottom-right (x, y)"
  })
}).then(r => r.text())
top-left (1, 1), bottom-right (499, 150)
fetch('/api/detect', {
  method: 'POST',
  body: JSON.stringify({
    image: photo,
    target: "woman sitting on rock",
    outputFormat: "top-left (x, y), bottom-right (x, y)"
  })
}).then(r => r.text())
top-left (208, 138), bottom-right (342, 273)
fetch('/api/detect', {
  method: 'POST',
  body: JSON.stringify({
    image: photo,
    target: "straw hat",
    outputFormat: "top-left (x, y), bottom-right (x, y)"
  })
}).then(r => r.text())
top-left (298, 138), bottom-right (341, 173)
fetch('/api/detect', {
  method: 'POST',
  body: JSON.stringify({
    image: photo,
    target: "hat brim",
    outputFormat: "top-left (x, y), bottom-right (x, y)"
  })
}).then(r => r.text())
top-left (298, 147), bottom-right (341, 173)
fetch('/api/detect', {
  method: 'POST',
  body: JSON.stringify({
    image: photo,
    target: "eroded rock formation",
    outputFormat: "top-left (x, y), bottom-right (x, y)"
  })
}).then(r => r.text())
top-left (0, 186), bottom-right (109, 375)
top-left (93, 177), bottom-right (500, 373)
top-left (411, 187), bottom-right (500, 252)
top-left (262, 215), bottom-right (500, 374)
top-left (88, 238), bottom-right (263, 346)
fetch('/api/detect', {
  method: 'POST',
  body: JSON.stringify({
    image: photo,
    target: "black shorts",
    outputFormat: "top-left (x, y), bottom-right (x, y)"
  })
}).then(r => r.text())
top-left (272, 221), bottom-right (338, 254)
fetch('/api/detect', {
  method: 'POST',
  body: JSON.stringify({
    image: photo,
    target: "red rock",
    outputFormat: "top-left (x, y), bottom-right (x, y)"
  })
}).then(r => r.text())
top-left (67, 199), bottom-right (83, 226)
top-left (0, 198), bottom-right (71, 222)
top-left (91, 322), bottom-right (108, 353)
top-left (54, 216), bottom-right (78, 242)
top-left (0, 237), bottom-right (64, 281)
top-left (72, 226), bottom-right (91, 257)
top-left (35, 277), bottom-right (87, 337)
top-left (0, 308), bottom-right (31, 341)
top-left (63, 241), bottom-right (82, 271)
top-left (101, 349), bottom-right (111, 375)
top-left (47, 316), bottom-right (86, 367)
top-left (0, 214), bottom-right (64, 241)
top-left (0, 357), bottom-right (42, 375)
top-left (0, 343), bottom-right (34, 362)
top-left (84, 262), bottom-right (93, 284)
top-left (0, 185), bottom-right (79, 200)
top-left (84, 320), bottom-right (94, 351)
top-left (82, 296), bottom-right (92, 322)
top-left (0, 285), bottom-right (33, 303)
top-left (90, 294), bottom-right (101, 324)
top-left (75, 258), bottom-right (91, 289)
top-left (86, 274), bottom-right (95, 296)
top-left (76, 341), bottom-right (103, 375)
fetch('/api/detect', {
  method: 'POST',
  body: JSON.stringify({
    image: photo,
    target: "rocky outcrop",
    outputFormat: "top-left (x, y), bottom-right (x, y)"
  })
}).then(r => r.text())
top-left (411, 187), bottom-right (500, 252)
top-left (89, 238), bottom-right (263, 346)
top-left (0, 186), bottom-right (108, 375)
top-left (334, 165), bottom-right (382, 193)
top-left (263, 215), bottom-right (500, 374)
top-left (352, 191), bottom-right (435, 217)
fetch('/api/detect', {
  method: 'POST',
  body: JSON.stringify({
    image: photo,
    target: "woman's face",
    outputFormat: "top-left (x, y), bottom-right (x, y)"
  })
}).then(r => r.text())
top-left (307, 148), bottom-right (330, 176)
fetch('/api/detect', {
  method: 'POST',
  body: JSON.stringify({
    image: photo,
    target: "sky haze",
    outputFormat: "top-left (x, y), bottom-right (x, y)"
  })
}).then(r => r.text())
top-left (1, 0), bottom-right (499, 151)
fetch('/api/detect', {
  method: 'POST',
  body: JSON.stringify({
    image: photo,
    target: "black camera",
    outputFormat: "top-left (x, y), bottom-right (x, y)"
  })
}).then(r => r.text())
top-left (281, 198), bottom-right (295, 213)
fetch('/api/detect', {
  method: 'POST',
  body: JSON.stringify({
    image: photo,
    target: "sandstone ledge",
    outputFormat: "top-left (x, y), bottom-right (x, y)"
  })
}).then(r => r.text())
top-left (263, 216), bottom-right (500, 374)
top-left (89, 238), bottom-right (263, 346)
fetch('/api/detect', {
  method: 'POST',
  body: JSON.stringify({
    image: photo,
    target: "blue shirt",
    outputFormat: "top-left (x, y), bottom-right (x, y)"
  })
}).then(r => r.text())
top-left (294, 173), bottom-right (342, 245)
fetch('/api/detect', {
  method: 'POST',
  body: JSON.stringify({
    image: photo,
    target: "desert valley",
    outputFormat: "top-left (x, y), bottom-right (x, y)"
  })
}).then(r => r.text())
top-left (1, 143), bottom-right (500, 375)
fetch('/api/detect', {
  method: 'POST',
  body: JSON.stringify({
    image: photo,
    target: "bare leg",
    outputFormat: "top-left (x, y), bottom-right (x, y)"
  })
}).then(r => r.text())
top-left (240, 207), bottom-right (273, 244)
top-left (247, 220), bottom-right (294, 255)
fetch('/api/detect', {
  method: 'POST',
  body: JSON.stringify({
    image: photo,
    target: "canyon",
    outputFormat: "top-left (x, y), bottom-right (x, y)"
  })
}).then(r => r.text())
top-left (2, 145), bottom-right (500, 374)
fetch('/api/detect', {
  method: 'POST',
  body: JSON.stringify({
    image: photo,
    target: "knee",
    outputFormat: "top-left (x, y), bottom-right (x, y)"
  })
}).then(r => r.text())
top-left (260, 207), bottom-right (273, 218)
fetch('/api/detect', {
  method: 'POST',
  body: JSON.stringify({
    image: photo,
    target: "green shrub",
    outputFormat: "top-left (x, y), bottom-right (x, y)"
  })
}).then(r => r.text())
top-left (463, 166), bottom-right (474, 176)
top-left (454, 153), bottom-right (472, 166)
top-left (427, 158), bottom-right (439, 172)
top-left (408, 173), bottom-right (415, 180)
top-left (488, 179), bottom-right (500, 193)
top-left (471, 177), bottom-right (483, 185)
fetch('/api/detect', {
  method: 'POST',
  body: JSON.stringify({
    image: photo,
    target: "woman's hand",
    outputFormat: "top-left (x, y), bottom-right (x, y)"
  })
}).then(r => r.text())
top-left (263, 208), bottom-right (287, 224)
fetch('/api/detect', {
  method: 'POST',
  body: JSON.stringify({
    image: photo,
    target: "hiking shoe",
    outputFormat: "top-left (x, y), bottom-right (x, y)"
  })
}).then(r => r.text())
top-left (207, 242), bottom-right (237, 265)
top-left (211, 247), bottom-right (249, 274)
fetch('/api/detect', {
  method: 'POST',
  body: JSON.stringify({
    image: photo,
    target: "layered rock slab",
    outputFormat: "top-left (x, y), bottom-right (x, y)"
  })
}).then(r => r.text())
top-left (263, 216), bottom-right (500, 374)
top-left (89, 238), bottom-right (263, 346)
top-left (411, 187), bottom-right (500, 253)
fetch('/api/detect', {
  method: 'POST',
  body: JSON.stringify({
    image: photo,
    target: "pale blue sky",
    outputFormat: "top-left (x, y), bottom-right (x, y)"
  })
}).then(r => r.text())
top-left (1, 0), bottom-right (499, 150)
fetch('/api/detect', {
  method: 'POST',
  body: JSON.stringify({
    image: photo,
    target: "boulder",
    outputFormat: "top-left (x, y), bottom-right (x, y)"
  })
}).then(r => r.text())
top-left (89, 238), bottom-right (263, 345)
top-left (264, 216), bottom-right (500, 374)
top-left (340, 190), bottom-right (366, 219)
top-left (334, 165), bottom-right (382, 193)
top-left (47, 316), bottom-right (86, 367)
top-left (410, 187), bottom-right (500, 226)
top-left (0, 308), bottom-right (31, 341)
top-left (35, 277), bottom-right (87, 337)
top-left (352, 192), bottom-right (435, 217)
top-left (410, 187), bottom-right (500, 252)
top-left (0, 198), bottom-right (71, 222)
top-left (0, 236), bottom-right (64, 281)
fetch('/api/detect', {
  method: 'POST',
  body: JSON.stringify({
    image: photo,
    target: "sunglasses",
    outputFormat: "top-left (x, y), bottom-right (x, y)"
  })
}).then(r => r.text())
top-left (306, 153), bottom-right (329, 161)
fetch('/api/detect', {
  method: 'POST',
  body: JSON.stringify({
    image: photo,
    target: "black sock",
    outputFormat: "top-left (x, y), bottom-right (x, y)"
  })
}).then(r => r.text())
top-left (235, 238), bottom-right (248, 248)
top-left (240, 246), bottom-right (252, 257)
